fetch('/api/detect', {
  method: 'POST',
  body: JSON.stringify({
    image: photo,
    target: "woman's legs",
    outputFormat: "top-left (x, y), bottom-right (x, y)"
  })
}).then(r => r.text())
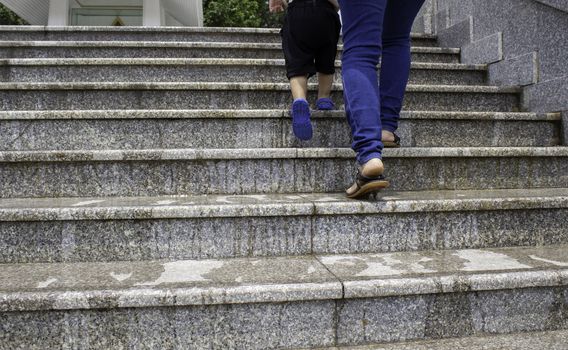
top-left (340, 0), bottom-right (389, 197)
top-left (338, 0), bottom-right (388, 165)
top-left (339, 0), bottom-right (426, 197)
top-left (380, 0), bottom-right (426, 136)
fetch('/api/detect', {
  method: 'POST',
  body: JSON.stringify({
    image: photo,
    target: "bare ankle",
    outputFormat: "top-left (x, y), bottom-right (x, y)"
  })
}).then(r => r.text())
top-left (382, 130), bottom-right (395, 142)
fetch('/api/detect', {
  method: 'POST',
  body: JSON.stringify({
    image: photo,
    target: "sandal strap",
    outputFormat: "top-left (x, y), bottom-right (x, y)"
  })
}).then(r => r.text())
top-left (356, 171), bottom-right (386, 187)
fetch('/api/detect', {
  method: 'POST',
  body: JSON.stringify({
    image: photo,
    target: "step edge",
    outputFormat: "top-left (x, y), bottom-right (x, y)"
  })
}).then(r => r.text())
top-left (0, 281), bottom-right (343, 312)
top-left (0, 110), bottom-right (559, 121)
top-left (0, 59), bottom-right (486, 70)
top-left (0, 26), bottom-right (436, 39)
top-left (304, 329), bottom-right (568, 350)
top-left (2, 189), bottom-right (568, 221)
top-left (0, 82), bottom-right (521, 93)
top-left (0, 41), bottom-right (458, 53)
top-left (342, 268), bottom-right (568, 299)
top-left (1, 260), bottom-right (566, 312)
top-left (1, 147), bottom-right (567, 162)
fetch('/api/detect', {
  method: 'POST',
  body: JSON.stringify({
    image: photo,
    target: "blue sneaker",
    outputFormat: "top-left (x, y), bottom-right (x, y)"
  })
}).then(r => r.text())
top-left (316, 97), bottom-right (335, 110)
top-left (291, 98), bottom-right (312, 140)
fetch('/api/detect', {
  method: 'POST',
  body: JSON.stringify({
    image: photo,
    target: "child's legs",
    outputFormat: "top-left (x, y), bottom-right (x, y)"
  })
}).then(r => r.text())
top-left (339, 0), bottom-right (388, 164)
top-left (314, 4), bottom-right (341, 100)
top-left (315, 47), bottom-right (337, 100)
top-left (290, 75), bottom-right (309, 100)
top-left (380, 0), bottom-right (426, 133)
top-left (317, 73), bottom-right (334, 99)
top-left (281, 2), bottom-right (317, 98)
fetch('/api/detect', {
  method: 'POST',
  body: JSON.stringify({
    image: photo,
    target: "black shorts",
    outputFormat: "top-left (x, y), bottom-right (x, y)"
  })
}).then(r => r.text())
top-left (281, 0), bottom-right (341, 79)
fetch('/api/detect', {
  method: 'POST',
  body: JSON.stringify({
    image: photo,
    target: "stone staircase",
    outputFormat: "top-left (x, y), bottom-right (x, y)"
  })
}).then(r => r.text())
top-left (0, 26), bottom-right (567, 349)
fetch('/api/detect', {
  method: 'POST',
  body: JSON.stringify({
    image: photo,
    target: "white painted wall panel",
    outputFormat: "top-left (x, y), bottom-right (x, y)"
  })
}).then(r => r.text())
top-left (75, 0), bottom-right (142, 6)
top-left (163, 0), bottom-right (202, 26)
top-left (0, 0), bottom-right (202, 26)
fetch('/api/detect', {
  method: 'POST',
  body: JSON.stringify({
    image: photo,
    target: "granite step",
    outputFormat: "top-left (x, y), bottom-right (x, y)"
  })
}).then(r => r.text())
top-left (0, 26), bottom-right (438, 46)
top-left (0, 59), bottom-right (486, 85)
top-left (0, 82), bottom-right (521, 111)
top-left (1, 147), bottom-right (566, 198)
top-left (1, 245), bottom-right (567, 349)
top-left (0, 110), bottom-right (561, 151)
top-left (0, 41), bottom-right (460, 62)
top-left (306, 330), bottom-right (568, 349)
top-left (1, 188), bottom-right (567, 263)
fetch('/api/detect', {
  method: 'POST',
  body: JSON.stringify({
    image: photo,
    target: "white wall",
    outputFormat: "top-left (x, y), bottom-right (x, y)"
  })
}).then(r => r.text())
top-left (48, 0), bottom-right (70, 26)
top-left (1, 0), bottom-right (203, 26)
top-left (162, 0), bottom-right (203, 26)
top-left (73, 14), bottom-right (143, 26)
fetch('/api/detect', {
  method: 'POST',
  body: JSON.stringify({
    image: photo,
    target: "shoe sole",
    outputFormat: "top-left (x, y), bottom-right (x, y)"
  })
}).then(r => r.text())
top-left (292, 101), bottom-right (312, 140)
top-left (346, 179), bottom-right (390, 199)
top-left (383, 140), bottom-right (401, 148)
top-left (292, 122), bottom-right (313, 140)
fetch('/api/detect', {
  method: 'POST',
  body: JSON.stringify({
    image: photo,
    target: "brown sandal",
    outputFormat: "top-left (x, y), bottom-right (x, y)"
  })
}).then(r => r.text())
top-left (346, 171), bottom-right (390, 199)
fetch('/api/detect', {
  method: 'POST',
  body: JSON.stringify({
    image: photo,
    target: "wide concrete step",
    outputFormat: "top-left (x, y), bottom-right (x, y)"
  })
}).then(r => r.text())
top-left (0, 59), bottom-right (486, 85)
top-left (1, 188), bottom-right (567, 262)
top-left (0, 26), bottom-right (439, 46)
top-left (0, 82), bottom-right (521, 111)
top-left (0, 41), bottom-right (460, 62)
top-left (308, 330), bottom-right (568, 350)
top-left (0, 110), bottom-right (561, 151)
top-left (1, 147), bottom-right (566, 198)
top-left (1, 245), bottom-right (567, 349)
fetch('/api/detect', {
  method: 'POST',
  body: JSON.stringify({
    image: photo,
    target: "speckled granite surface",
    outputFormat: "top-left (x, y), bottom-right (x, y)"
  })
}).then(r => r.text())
top-left (1, 110), bottom-right (558, 121)
top-left (0, 26), bottom-right (437, 46)
top-left (0, 59), bottom-right (482, 69)
top-left (2, 188), bottom-right (567, 219)
top-left (0, 82), bottom-right (520, 111)
top-left (1, 301), bottom-right (338, 349)
top-left (0, 41), bottom-right (460, 62)
top-left (335, 287), bottom-right (568, 345)
top-left (0, 246), bottom-right (567, 348)
top-left (0, 110), bottom-right (560, 150)
top-left (0, 59), bottom-right (486, 85)
top-left (0, 189), bottom-right (566, 263)
top-left (0, 147), bottom-right (566, 198)
top-left (312, 208), bottom-right (568, 255)
top-left (0, 23), bottom-right (566, 349)
top-left (0, 255), bottom-right (343, 310)
top-left (310, 330), bottom-right (568, 349)
top-left (320, 246), bottom-right (568, 297)
top-left (0, 81), bottom-right (518, 92)
top-left (0, 26), bottom-right (438, 45)
top-left (0, 245), bottom-right (567, 311)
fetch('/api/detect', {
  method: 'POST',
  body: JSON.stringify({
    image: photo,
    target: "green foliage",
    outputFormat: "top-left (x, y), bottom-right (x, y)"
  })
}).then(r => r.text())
top-left (204, 0), bottom-right (284, 28)
top-left (0, 4), bottom-right (28, 25)
top-left (204, 0), bottom-right (261, 27)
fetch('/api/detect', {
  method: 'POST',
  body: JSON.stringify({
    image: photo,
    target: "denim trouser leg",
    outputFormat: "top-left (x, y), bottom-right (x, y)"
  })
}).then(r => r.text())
top-left (381, 0), bottom-right (427, 133)
top-left (339, 0), bottom-right (425, 163)
top-left (339, 0), bottom-right (387, 164)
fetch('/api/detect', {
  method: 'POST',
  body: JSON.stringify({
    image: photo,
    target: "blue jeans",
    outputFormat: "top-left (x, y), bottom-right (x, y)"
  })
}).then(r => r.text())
top-left (339, 0), bottom-right (426, 164)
